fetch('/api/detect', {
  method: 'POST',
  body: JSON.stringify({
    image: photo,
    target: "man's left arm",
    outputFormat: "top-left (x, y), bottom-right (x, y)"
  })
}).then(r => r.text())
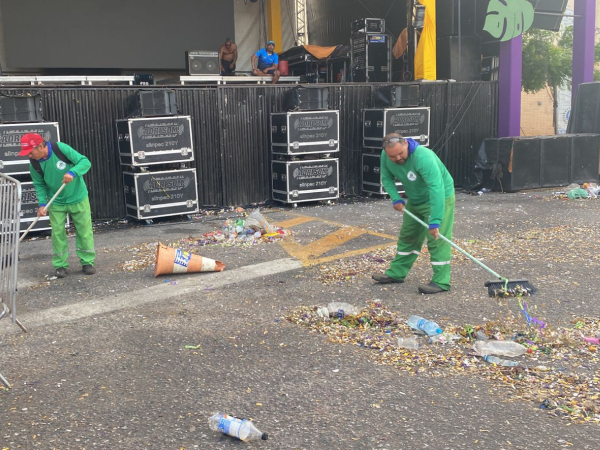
top-left (271, 54), bottom-right (279, 70)
top-left (417, 154), bottom-right (445, 235)
top-left (232, 46), bottom-right (238, 66)
top-left (58, 143), bottom-right (91, 182)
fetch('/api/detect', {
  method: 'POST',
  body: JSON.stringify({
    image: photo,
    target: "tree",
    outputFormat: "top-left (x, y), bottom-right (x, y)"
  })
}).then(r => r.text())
top-left (521, 26), bottom-right (600, 93)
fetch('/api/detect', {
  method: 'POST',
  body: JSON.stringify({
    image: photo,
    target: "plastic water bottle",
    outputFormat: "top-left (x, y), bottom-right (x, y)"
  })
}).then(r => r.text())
top-left (208, 413), bottom-right (268, 442)
top-left (407, 315), bottom-right (442, 336)
top-left (483, 355), bottom-right (519, 367)
top-left (474, 340), bottom-right (527, 357)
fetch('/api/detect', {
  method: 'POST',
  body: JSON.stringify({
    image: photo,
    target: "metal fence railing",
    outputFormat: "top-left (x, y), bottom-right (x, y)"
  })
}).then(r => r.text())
top-left (0, 173), bottom-right (23, 388)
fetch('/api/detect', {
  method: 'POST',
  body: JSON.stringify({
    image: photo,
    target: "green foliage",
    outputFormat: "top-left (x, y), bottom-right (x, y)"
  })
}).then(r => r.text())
top-left (522, 26), bottom-right (600, 92)
top-left (522, 28), bottom-right (571, 93)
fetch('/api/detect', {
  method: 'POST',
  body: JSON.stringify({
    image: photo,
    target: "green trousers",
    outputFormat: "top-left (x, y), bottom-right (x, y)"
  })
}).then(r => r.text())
top-left (48, 197), bottom-right (95, 269)
top-left (385, 196), bottom-right (455, 290)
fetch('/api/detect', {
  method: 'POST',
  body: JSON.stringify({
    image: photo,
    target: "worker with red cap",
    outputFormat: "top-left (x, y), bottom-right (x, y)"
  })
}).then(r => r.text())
top-left (19, 133), bottom-right (96, 278)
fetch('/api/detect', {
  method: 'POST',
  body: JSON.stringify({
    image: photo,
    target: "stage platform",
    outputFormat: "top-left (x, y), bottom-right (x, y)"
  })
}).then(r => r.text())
top-left (0, 76), bottom-right (135, 86)
top-left (179, 75), bottom-right (300, 85)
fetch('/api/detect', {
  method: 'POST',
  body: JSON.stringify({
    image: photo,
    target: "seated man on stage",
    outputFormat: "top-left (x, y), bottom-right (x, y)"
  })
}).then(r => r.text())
top-left (251, 40), bottom-right (280, 84)
top-left (219, 38), bottom-right (238, 75)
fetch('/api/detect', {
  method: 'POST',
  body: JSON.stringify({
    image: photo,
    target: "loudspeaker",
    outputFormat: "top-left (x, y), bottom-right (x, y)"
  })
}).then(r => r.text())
top-left (185, 51), bottom-right (219, 75)
top-left (126, 90), bottom-right (178, 118)
top-left (133, 74), bottom-right (155, 85)
top-left (283, 87), bottom-right (329, 111)
top-left (375, 84), bottom-right (420, 107)
top-left (570, 134), bottom-right (600, 184)
top-left (568, 82), bottom-right (600, 135)
top-left (539, 135), bottom-right (570, 187)
top-left (482, 137), bottom-right (541, 192)
top-left (436, 0), bottom-right (477, 38)
top-left (532, 0), bottom-right (568, 32)
top-left (0, 95), bottom-right (43, 123)
top-left (437, 35), bottom-right (481, 81)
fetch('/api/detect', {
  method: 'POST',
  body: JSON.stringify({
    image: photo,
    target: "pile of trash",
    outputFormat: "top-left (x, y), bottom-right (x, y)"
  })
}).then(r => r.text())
top-left (119, 210), bottom-right (291, 272)
top-left (552, 183), bottom-right (600, 200)
top-left (286, 301), bottom-right (600, 424)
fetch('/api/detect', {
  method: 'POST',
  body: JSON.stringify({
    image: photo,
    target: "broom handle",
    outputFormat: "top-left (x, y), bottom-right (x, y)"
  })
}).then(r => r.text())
top-left (19, 183), bottom-right (66, 242)
top-left (402, 208), bottom-right (504, 281)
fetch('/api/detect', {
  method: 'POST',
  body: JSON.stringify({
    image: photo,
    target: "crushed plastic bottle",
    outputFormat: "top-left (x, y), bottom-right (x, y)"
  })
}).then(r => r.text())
top-left (397, 336), bottom-right (421, 350)
top-left (327, 302), bottom-right (360, 318)
top-left (474, 340), bottom-right (527, 357)
top-left (475, 330), bottom-right (488, 340)
top-left (483, 355), bottom-right (519, 367)
top-left (407, 315), bottom-right (442, 336)
top-left (428, 333), bottom-right (461, 344)
top-left (208, 413), bottom-right (268, 442)
top-left (316, 306), bottom-right (330, 321)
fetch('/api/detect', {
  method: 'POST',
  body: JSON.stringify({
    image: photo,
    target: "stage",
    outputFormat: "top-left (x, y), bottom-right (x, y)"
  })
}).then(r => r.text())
top-left (0, 80), bottom-right (498, 220)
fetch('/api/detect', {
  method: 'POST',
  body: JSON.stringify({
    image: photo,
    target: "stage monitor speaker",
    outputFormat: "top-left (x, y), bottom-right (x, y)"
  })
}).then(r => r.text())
top-left (126, 90), bottom-right (178, 118)
top-left (185, 51), bottom-right (219, 75)
top-left (437, 35), bottom-right (481, 81)
top-left (375, 84), bottom-right (420, 107)
top-left (0, 95), bottom-right (43, 123)
top-left (436, 0), bottom-right (477, 38)
top-left (133, 73), bottom-right (155, 85)
top-left (283, 87), bottom-right (329, 111)
top-left (570, 133), bottom-right (600, 184)
top-left (568, 82), bottom-right (600, 135)
top-left (531, 0), bottom-right (568, 32)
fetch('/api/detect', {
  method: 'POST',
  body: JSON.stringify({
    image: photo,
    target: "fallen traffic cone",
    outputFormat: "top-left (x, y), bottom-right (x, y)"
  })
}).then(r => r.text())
top-left (154, 242), bottom-right (225, 277)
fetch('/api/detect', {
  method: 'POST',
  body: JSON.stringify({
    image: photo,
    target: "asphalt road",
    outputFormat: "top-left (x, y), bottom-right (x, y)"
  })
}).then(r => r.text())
top-left (1, 190), bottom-right (600, 449)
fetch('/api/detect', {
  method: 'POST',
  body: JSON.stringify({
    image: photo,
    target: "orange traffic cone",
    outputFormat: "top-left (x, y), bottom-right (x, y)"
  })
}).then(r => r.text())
top-left (154, 242), bottom-right (225, 277)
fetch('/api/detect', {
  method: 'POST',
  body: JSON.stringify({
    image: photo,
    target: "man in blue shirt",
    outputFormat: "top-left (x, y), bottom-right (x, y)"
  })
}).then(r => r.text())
top-left (251, 40), bottom-right (280, 84)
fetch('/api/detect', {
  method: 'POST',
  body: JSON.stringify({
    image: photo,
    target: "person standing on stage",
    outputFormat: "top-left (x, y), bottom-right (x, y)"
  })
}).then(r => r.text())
top-left (219, 38), bottom-right (238, 75)
top-left (251, 40), bottom-right (280, 84)
top-left (19, 133), bottom-right (96, 278)
top-left (371, 133), bottom-right (455, 294)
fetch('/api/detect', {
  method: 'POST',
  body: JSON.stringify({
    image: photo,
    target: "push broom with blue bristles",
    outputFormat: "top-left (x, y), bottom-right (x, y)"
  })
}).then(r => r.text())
top-left (403, 209), bottom-right (537, 297)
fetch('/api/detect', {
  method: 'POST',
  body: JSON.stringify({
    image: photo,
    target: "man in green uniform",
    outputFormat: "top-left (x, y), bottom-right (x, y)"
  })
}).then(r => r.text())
top-left (372, 133), bottom-right (455, 294)
top-left (19, 133), bottom-right (96, 278)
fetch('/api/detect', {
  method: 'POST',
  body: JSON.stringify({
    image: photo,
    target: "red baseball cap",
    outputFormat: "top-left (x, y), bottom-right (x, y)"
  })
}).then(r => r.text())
top-left (19, 133), bottom-right (45, 156)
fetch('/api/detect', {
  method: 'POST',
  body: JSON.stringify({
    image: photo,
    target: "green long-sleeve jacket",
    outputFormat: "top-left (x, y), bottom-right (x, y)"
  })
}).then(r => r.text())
top-left (30, 142), bottom-right (91, 206)
top-left (380, 144), bottom-right (454, 227)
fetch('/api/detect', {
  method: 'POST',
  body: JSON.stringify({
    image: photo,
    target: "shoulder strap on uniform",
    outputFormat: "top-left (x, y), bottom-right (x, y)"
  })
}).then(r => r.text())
top-left (30, 159), bottom-right (43, 176)
top-left (50, 142), bottom-right (73, 165)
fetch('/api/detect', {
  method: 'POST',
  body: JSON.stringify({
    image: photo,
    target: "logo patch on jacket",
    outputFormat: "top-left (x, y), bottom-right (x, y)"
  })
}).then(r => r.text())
top-left (407, 171), bottom-right (417, 181)
top-left (56, 161), bottom-right (67, 170)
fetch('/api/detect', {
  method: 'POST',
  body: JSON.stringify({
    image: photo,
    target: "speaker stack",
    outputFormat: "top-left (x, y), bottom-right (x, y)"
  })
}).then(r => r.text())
top-left (361, 84), bottom-right (427, 195)
top-left (271, 86), bottom-right (340, 206)
top-left (116, 90), bottom-right (199, 222)
top-left (351, 18), bottom-right (391, 82)
top-left (435, 0), bottom-right (481, 81)
top-left (481, 134), bottom-right (600, 192)
top-left (0, 94), bottom-right (62, 234)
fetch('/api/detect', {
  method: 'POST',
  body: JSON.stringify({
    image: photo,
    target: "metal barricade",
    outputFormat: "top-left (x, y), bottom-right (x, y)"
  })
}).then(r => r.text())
top-left (0, 173), bottom-right (23, 388)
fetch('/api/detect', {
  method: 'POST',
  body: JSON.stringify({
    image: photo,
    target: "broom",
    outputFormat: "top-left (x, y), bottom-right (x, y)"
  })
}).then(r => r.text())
top-left (402, 209), bottom-right (537, 297)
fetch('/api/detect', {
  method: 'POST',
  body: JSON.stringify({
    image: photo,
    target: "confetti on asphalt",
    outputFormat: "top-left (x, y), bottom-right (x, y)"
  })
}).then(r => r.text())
top-left (118, 223), bottom-right (291, 272)
top-left (314, 223), bottom-right (600, 285)
top-left (285, 302), bottom-right (600, 424)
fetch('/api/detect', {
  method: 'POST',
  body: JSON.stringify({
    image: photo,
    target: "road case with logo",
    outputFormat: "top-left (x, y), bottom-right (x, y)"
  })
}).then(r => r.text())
top-left (116, 116), bottom-right (193, 167)
top-left (361, 152), bottom-right (404, 195)
top-left (272, 158), bottom-right (339, 204)
top-left (0, 122), bottom-right (60, 175)
top-left (271, 110), bottom-right (339, 155)
top-left (123, 169), bottom-right (199, 219)
top-left (363, 107), bottom-right (430, 149)
top-left (18, 181), bottom-right (73, 233)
